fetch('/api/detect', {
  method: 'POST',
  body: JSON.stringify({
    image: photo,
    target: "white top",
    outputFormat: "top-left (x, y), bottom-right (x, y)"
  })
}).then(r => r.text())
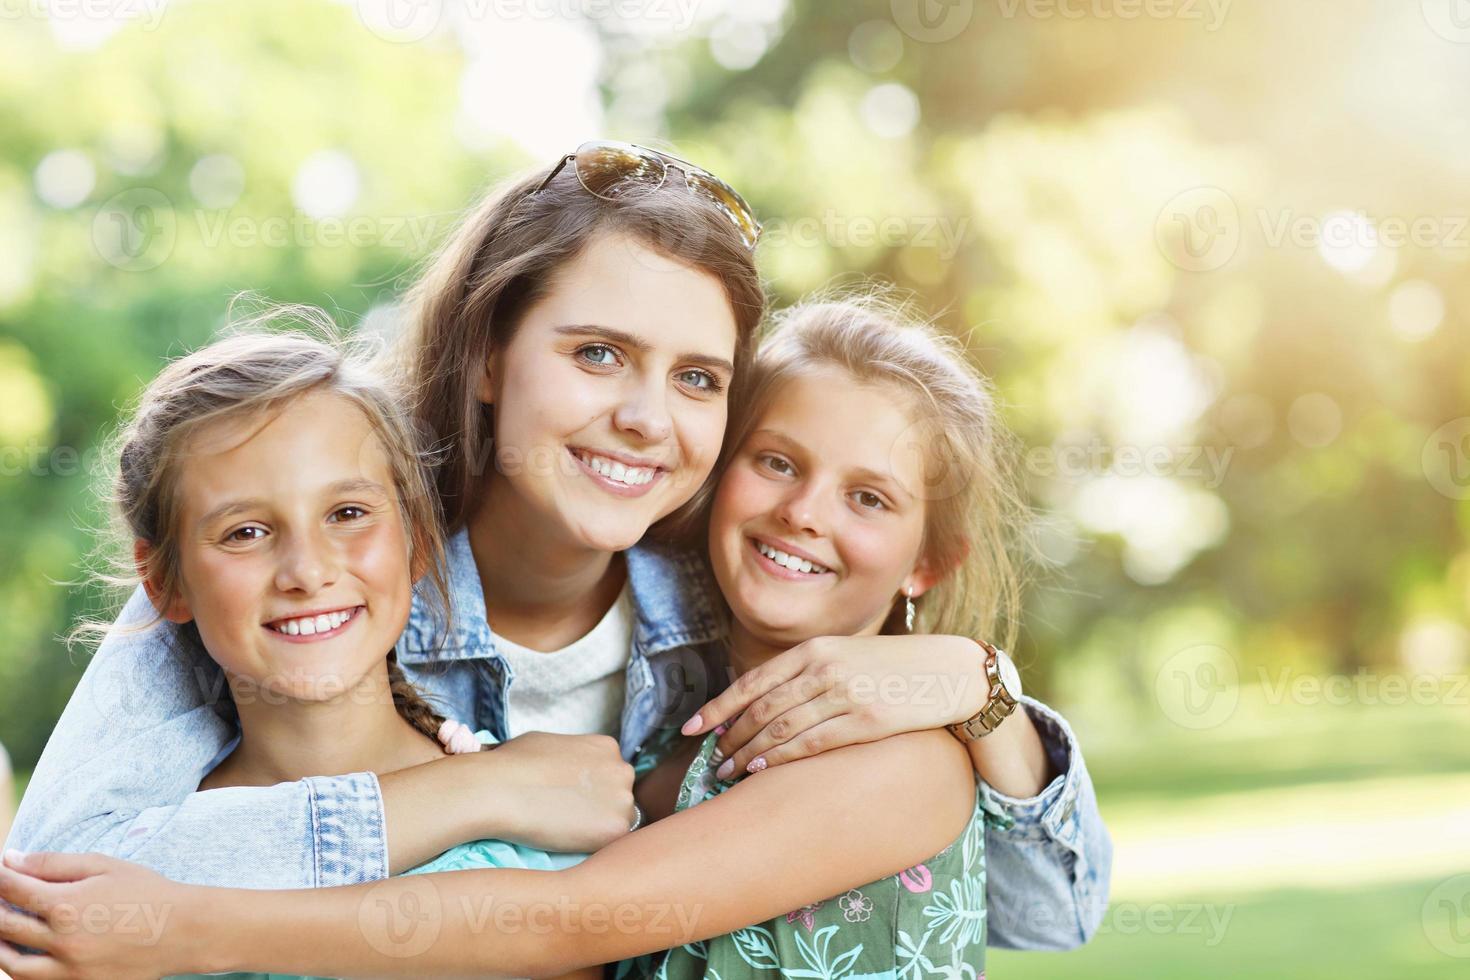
top-left (495, 582), bottom-right (634, 740)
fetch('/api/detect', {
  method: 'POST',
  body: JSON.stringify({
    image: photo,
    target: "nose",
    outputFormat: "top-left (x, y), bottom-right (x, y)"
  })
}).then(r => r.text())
top-left (774, 479), bottom-right (825, 537)
top-left (612, 374), bottom-right (673, 444)
top-left (273, 528), bottom-right (339, 595)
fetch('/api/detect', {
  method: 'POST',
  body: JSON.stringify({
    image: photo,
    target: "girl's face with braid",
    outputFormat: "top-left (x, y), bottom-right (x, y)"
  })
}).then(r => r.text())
top-left (148, 390), bottom-right (417, 704)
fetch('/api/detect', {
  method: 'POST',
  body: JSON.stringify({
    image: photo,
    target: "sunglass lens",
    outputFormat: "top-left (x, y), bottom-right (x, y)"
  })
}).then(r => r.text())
top-left (575, 142), bottom-right (667, 200)
top-left (685, 172), bottom-right (760, 248)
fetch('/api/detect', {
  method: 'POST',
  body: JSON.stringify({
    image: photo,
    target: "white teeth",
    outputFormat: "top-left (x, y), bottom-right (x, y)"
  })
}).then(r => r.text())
top-left (272, 608), bottom-right (356, 636)
top-left (578, 451), bottom-right (656, 486)
top-left (755, 540), bottom-right (829, 574)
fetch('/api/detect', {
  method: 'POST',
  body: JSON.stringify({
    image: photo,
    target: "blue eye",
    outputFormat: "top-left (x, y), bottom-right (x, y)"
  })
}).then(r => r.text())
top-left (577, 344), bottom-right (621, 367)
top-left (677, 369), bottom-right (724, 393)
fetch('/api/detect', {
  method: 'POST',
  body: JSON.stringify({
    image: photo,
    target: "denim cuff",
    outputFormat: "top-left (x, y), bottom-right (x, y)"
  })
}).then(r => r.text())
top-left (977, 695), bottom-right (1084, 853)
top-left (305, 771), bottom-right (391, 886)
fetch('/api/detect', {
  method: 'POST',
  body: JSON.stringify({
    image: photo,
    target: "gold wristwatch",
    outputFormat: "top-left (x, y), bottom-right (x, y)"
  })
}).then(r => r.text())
top-left (946, 640), bottom-right (1022, 742)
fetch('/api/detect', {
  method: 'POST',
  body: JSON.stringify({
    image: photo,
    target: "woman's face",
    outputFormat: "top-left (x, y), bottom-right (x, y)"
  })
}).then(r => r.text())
top-left (708, 367), bottom-right (938, 647)
top-left (159, 390), bottom-right (416, 703)
top-left (480, 231), bottom-right (740, 553)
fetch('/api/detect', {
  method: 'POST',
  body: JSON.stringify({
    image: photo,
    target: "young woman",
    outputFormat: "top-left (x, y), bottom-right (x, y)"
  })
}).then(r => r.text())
top-left (6, 142), bottom-right (1107, 949)
top-left (1, 294), bottom-right (1088, 979)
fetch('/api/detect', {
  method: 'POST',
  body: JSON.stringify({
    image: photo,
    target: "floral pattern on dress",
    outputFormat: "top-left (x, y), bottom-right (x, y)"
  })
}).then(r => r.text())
top-left (619, 729), bottom-right (990, 980)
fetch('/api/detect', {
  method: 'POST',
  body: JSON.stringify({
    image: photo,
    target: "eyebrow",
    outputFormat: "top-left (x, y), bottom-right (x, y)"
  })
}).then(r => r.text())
top-left (195, 478), bottom-right (391, 533)
top-left (555, 324), bottom-right (735, 376)
top-left (750, 429), bottom-right (910, 500)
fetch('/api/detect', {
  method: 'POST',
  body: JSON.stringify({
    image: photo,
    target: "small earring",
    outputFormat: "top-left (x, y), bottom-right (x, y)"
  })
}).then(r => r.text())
top-left (904, 588), bottom-right (916, 632)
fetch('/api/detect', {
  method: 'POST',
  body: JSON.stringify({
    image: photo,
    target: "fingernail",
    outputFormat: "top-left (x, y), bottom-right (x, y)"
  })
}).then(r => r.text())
top-left (716, 758), bottom-right (735, 780)
top-left (710, 747), bottom-right (725, 764)
top-left (3, 849), bottom-right (26, 867)
top-left (747, 757), bottom-right (768, 774)
top-left (681, 713), bottom-right (703, 736)
top-left (713, 722), bottom-right (729, 736)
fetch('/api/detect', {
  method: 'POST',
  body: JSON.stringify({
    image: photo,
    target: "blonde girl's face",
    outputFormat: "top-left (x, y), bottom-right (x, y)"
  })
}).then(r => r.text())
top-left (708, 367), bottom-right (939, 646)
top-left (157, 390), bottom-right (417, 703)
top-left (479, 231), bottom-right (739, 553)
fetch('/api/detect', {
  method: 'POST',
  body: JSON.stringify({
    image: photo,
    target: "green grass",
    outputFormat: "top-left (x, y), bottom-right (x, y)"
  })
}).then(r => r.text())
top-left (988, 875), bottom-right (1470, 979)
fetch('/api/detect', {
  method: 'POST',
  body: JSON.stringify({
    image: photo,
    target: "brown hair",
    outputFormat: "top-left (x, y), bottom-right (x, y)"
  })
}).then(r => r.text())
top-left (398, 156), bottom-right (766, 540)
top-left (722, 288), bottom-right (1031, 650)
top-left (87, 305), bottom-right (453, 744)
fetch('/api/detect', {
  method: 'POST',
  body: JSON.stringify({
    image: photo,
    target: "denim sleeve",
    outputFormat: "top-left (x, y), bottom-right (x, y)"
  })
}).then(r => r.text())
top-left (5, 586), bottom-right (391, 888)
top-left (978, 694), bottom-right (1113, 950)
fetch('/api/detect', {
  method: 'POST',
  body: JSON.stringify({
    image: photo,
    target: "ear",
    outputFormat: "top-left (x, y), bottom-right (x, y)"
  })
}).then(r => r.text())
top-left (902, 537), bottom-right (969, 600)
top-left (476, 348), bottom-right (497, 406)
top-left (132, 539), bottom-right (194, 624)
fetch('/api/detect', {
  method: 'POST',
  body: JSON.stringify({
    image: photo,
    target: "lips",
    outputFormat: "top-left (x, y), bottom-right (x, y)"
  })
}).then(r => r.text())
top-left (567, 447), bottom-right (667, 498)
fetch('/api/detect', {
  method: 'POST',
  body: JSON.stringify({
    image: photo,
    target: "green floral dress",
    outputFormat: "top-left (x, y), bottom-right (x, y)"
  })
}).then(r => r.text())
top-left (616, 728), bottom-right (1010, 980)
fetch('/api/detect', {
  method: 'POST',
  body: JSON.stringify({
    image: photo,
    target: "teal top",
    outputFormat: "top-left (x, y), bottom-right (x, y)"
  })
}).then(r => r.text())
top-left (171, 731), bottom-right (584, 980)
top-left (615, 728), bottom-right (1000, 980)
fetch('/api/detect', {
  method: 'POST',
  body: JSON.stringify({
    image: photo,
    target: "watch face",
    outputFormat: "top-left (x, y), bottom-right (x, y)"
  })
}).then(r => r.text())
top-left (996, 650), bottom-right (1022, 699)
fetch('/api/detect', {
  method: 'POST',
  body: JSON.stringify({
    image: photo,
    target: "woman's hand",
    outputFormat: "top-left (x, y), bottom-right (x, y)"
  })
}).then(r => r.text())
top-left (0, 849), bottom-right (197, 980)
top-left (681, 634), bottom-right (991, 779)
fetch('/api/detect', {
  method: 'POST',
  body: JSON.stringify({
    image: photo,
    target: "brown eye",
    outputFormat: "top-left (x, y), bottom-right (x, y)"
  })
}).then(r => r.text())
top-left (330, 506), bottom-right (368, 523)
top-left (227, 525), bottom-right (266, 543)
top-left (853, 491), bottom-right (887, 511)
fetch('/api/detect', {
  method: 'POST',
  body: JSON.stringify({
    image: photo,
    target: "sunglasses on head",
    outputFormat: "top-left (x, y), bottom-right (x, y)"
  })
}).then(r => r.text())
top-left (533, 140), bottom-right (761, 251)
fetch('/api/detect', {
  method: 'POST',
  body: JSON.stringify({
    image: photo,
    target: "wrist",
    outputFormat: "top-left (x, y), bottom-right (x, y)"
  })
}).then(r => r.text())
top-left (949, 638), bottom-right (992, 726)
top-left (179, 885), bottom-right (244, 974)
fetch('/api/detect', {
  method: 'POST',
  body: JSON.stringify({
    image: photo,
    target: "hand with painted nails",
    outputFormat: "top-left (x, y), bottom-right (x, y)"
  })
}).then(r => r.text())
top-left (683, 633), bottom-right (993, 781)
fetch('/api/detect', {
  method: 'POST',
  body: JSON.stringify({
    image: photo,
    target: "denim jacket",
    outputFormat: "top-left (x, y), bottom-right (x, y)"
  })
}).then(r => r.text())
top-left (8, 528), bottom-right (1111, 949)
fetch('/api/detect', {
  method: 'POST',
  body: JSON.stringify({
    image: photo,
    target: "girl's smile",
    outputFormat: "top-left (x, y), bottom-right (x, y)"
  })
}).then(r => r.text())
top-left (709, 366), bottom-right (940, 646)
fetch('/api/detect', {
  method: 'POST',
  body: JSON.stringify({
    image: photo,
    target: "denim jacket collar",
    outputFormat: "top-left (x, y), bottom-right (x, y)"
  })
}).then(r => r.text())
top-left (397, 527), bottom-right (726, 664)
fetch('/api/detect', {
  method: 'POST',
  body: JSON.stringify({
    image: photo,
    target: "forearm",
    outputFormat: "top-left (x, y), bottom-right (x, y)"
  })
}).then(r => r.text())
top-left (181, 734), bottom-right (975, 978)
top-left (963, 699), bottom-right (1056, 798)
top-left (380, 753), bottom-right (502, 874)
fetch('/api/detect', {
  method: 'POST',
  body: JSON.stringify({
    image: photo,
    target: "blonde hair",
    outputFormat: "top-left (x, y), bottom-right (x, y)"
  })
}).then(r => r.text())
top-left (724, 289), bottom-right (1030, 649)
top-left (83, 304), bottom-right (453, 743)
top-left (397, 156), bottom-right (766, 540)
